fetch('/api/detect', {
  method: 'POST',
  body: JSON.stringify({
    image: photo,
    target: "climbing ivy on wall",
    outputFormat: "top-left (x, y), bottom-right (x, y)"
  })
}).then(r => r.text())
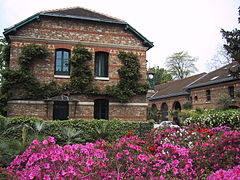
top-left (68, 45), bottom-right (99, 94)
top-left (0, 44), bottom-right (60, 115)
top-left (105, 51), bottom-right (148, 102)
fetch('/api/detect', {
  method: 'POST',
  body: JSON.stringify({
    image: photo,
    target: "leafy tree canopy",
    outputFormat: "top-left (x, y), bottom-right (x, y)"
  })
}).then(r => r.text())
top-left (221, 6), bottom-right (240, 78)
top-left (165, 51), bottom-right (198, 79)
top-left (149, 66), bottom-right (173, 85)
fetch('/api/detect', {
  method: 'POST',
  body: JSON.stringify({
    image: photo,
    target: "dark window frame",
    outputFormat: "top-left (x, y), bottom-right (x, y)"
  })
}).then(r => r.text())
top-left (206, 90), bottom-right (211, 102)
top-left (55, 49), bottom-right (70, 75)
top-left (228, 86), bottom-right (235, 99)
top-left (95, 52), bottom-right (109, 78)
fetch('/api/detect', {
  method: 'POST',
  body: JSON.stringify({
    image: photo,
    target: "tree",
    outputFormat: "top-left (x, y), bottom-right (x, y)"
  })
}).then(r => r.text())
top-left (207, 45), bottom-right (232, 71)
top-left (0, 37), bottom-right (10, 84)
top-left (165, 51), bottom-right (198, 79)
top-left (149, 66), bottom-right (173, 85)
top-left (221, 7), bottom-right (240, 78)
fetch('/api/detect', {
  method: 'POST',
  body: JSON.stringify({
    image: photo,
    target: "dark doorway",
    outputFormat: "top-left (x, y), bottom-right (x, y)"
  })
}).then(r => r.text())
top-left (53, 101), bottom-right (69, 120)
top-left (173, 101), bottom-right (181, 125)
top-left (94, 99), bottom-right (109, 120)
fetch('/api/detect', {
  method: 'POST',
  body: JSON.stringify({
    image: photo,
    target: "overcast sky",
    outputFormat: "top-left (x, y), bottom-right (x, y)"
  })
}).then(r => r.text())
top-left (0, 0), bottom-right (239, 72)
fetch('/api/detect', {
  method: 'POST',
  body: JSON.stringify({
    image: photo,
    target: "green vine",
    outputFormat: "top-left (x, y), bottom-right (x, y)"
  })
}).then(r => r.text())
top-left (19, 44), bottom-right (50, 71)
top-left (68, 45), bottom-right (99, 94)
top-left (0, 44), bottom-right (60, 115)
top-left (105, 51), bottom-right (148, 102)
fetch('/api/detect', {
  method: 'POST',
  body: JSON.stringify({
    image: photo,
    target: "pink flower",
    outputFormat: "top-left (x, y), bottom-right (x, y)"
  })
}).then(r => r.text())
top-left (42, 140), bottom-right (48, 145)
top-left (137, 154), bottom-right (148, 161)
top-left (123, 150), bottom-right (130, 155)
top-left (43, 175), bottom-right (51, 180)
top-left (32, 140), bottom-right (40, 146)
top-left (116, 152), bottom-right (123, 160)
top-left (86, 158), bottom-right (94, 166)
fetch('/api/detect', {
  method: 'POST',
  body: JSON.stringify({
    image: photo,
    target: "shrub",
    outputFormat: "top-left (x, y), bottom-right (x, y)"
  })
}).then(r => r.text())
top-left (0, 117), bottom-right (153, 144)
top-left (6, 126), bottom-right (239, 179)
top-left (184, 109), bottom-right (240, 128)
top-left (207, 165), bottom-right (240, 180)
top-left (182, 101), bottom-right (192, 110)
top-left (216, 93), bottom-right (233, 110)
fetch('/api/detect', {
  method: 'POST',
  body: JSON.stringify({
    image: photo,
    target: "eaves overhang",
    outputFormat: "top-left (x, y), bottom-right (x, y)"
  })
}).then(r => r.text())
top-left (148, 91), bottom-right (189, 101)
top-left (3, 12), bottom-right (154, 50)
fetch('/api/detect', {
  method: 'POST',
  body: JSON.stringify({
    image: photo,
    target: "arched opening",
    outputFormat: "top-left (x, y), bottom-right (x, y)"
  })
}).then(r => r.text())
top-left (172, 101), bottom-right (181, 125)
top-left (161, 103), bottom-right (168, 121)
top-left (173, 101), bottom-right (181, 111)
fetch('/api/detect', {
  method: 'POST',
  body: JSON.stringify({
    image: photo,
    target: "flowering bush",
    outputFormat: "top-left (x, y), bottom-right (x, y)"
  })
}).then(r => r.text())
top-left (6, 125), bottom-right (240, 179)
top-left (184, 109), bottom-right (240, 128)
top-left (207, 165), bottom-right (240, 180)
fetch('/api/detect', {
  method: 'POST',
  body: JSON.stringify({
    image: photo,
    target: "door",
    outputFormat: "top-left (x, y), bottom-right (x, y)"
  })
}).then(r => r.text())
top-left (94, 99), bottom-right (109, 120)
top-left (53, 101), bottom-right (69, 120)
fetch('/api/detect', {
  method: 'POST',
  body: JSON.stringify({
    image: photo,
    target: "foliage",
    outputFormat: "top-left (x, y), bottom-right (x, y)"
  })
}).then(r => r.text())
top-left (184, 109), bottom-right (240, 128)
top-left (207, 165), bottom-right (240, 180)
top-left (147, 106), bottom-right (161, 122)
top-left (216, 93), bottom-right (233, 110)
top-left (68, 45), bottom-right (99, 94)
top-left (60, 127), bottom-right (83, 145)
top-left (0, 117), bottom-right (153, 144)
top-left (0, 44), bottom-right (60, 115)
top-left (165, 51), bottom-right (198, 79)
top-left (105, 51), bottom-right (148, 102)
top-left (5, 126), bottom-right (240, 179)
top-left (18, 44), bottom-right (50, 71)
top-left (149, 66), bottom-right (173, 85)
top-left (221, 7), bottom-right (240, 78)
top-left (182, 101), bottom-right (192, 110)
top-left (0, 36), bottom-right (10, 71)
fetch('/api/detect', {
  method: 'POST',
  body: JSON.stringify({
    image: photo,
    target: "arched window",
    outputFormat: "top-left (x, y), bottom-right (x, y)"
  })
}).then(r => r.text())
top-left (173, 101), bottom-right (181, 111)
top-left (55, 49), bottom-right (70, 75)
top-left (95, 52), bottom-right (108, 77)
top-left (94, 99), bottom-right (109, 120)
top-left (161, 103), bottom-right (168, 121)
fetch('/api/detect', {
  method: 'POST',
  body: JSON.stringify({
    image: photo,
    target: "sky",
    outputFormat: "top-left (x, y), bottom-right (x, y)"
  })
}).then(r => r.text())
top-left (0, 0), bottom-right (239, 73)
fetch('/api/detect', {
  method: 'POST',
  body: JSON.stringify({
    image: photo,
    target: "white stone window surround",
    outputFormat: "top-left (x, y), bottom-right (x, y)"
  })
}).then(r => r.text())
top-left (54, 75), bottom-right (70, 79)
top-left (94, 77), bottom-right (109, 81)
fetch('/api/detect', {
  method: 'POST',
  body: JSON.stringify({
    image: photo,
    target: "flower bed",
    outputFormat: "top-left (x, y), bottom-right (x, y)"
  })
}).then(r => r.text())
top-left (4, 125), bottom-right (240, 179)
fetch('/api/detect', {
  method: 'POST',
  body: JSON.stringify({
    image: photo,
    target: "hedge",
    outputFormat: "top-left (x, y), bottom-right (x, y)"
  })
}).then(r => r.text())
top-left (0, 116), bottom-right (154, 144)
top-left (184, 109), bottom-right (240, 128)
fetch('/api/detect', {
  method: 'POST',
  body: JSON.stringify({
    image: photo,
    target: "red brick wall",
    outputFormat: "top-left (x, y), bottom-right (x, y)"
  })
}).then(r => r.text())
top-left (7, 16), bottom-right (149, 121)
top-left (190, 81), bottom-right (240, 109)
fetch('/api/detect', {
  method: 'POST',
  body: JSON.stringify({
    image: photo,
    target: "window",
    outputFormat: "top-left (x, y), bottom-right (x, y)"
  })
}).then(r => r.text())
top-left (95, 52), bottom-right (108, 77)
top-left (206, 90), bottom-right (211, 102)
top-left (94, 99), bottom-right (109, 120)
top-left (55, 49), bottom-right (70, 75)
top-left (228, 86), bottom-right (235, 99)
top-left (161, 103), bottom-right (168, 121)
top-left (194, 96), bottom-right (198, 101)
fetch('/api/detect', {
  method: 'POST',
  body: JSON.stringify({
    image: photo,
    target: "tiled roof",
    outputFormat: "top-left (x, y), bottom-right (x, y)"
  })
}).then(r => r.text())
top-left (41, 7), bottom-right (125, 24)
top-left (187, 61), bottom-right (240, 89)
top-left (149, 73), bottom-right (206, 100)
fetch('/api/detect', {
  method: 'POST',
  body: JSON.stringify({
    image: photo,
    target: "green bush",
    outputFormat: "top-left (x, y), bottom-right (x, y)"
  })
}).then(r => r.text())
top-left (0, 117), bottom-right (153, 167)
top-left (0, 117), bottom-right (153, 144)
top-left (184, 109), bottom-right (240, 128)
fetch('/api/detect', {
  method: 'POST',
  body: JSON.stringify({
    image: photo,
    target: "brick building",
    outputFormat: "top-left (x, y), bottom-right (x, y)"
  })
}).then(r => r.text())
top-left (4, 7), bottom-right (153, 121)
top-left (148, 62), bottom-right (240, 121)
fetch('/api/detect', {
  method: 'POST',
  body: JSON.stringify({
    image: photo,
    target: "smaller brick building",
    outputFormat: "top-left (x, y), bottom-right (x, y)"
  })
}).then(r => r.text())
top-left (148, 62), bottom-right (240, 121)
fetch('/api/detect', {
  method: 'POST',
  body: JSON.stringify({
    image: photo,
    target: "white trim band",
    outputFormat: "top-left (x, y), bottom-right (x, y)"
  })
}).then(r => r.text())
top-left (8, 100), bottom-right (46, 104)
